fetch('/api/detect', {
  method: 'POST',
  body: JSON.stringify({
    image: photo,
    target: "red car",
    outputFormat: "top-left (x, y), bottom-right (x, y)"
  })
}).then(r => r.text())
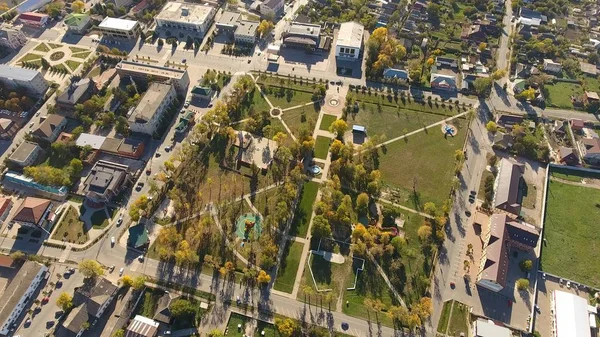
top-left (41, 297), bottom-right (50, 304)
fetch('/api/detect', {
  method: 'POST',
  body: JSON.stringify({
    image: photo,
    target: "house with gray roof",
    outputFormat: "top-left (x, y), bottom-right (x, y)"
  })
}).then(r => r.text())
top-left (493, 158), bottom-right (524, 215)
top-left (56, 78), bottom-right (97, 110)
top-left (82, 160), bottom-right (132, 204)
top-left (8, 141), bottom-right (42, 167)
top-left (283, 22), bottom-right (321, 50)
top-left (0, 65), bottom-right (48, 96)
top-left (0, 23), bottom-right (27, 50)
top-left (32, 114), bottom-right (67, 142)
top-left (128, 82), bottom-right (176, 135)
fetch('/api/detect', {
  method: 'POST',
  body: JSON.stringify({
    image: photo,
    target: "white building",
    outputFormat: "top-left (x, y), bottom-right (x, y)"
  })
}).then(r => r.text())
top-left (553, 290), bottom-right (595, 337)
top-left (116, 60), bottom-right (190, 94)
top-left (8, 141), bottom-right (42, 168)
top-left (472, 319), bottom-right (511, 337)
top-left (0, 23), bottom-right (27, 50)
top-left (126, 315), bottom-right (159, 336)
top-left (128, 82), bottom-right (176, 135)
top-left (234, 20), bottom-right (259, 45)
top-left (260, 0), bottom-right (284, 19)
top-left (98, 17), bottom-right (142, 39)
top-left (0, 65), bottom-right (48, 96)
top-left (335, 22), bottom-right (364, 62)
top-left (0, 261), bottom-right (48, 335)
top-left (543, 59), bottom-right (563, 74)
top-left (155, 2), bottom-right (217, 38)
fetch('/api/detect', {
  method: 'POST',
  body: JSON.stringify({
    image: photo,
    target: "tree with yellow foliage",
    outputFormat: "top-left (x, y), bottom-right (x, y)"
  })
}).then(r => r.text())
top-left (71, 0), bottom-right (85, 13)
top-left (257, 270), bottom-right (271, 284)
top-left (257, 20), bottom-right (275, 38)
top-left (120, 275), bottom-right (133, 287)
top-left (274, 318), bottom-right (298, 337)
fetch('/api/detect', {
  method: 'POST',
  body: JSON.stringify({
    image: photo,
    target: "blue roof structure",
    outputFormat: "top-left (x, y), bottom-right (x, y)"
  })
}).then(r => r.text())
top-left (383, 68), bottom-right (409, 79)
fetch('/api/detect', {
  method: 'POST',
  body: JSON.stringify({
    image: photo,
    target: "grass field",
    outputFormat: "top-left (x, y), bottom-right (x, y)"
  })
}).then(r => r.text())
top-left (545, 82), bottom-right (584, 109)
top-left (249, 187), bottom-right (279, 217)
top-left (226, 313), bottom-right (252, 337)
top-left (69, 46), bottom-right (88, 53)
top-left (34, 43), bottom-right (50, 52)
top-left (352, 92), bottom-right (465, 117)
top-left (541, 179), bottom-right (600, 287)
top-left (319, 114), bottom-right (337, 131)
top-left (136, 288), bottom-right (164, 317)
top-left (298, 253), bottom-right (353, 305)
top-left (51, 206), bottom-right (88, 244)
top-left (87, 66), bottom-right (101, 78)
top-left (65, 60), bottom-right (81, 72)
top-left (437, 300), bottom-right (453, 333)
top-left (274, 240), bottom-right (304, 293)
top-left (314, 136), bottom-right (330, 159)
top-left (447, 301), bottom-right (469, 336)
top-left (48, 43), bottom-right (62, 49)
top-left (550, 167), bottom-right (600, 182)
top-left (377, 119), bottom-right (467, 208)
top-left (72, 51), bottom-right (92, 59)
top-left (290, 181), bottom-right (319, 237)
top-left (347, 103), bottom-right (450, 140)
top-left (19, 53), bottom-right (42, 63)
top-left (264, 87), bottom-right (315, 109)
top-left (280, 105), bottom-right (319, 137)
top-left (343, 260), bottom-right (396, 327)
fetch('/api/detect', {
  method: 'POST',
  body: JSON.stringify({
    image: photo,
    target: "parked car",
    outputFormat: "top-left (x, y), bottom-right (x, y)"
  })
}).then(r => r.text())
top-left (110, 236), bottom-right (115, 246)
top-left (137, 255), bottom-right (144, 262)
top-left (41, 297), bottom-right (50, 304)
top-left (117, 216), bottom-right (123, 226)
top-left (109, 265), bottom-right (115, 273)
top-left (119, 268), bottom-right (124, 276)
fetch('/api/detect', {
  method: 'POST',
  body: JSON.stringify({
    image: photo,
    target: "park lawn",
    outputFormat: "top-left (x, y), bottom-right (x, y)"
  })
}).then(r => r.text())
top-left (227, 312), bottom-right (252, 337)
top-left (314, 136), bottom-right (330, 160)
top-left (290, 181), bottom-right (319, 237)
top-left (34, 43), bottom-right (50, 52)
top-left (352, 92), bottom-right (465, 117)
top-left (342, 260), bottom-right (396, 327)
top-left (245, 89), bottom-right (272, 115)
top-left (257, 73), bottom-right (320, 92)
top-left (347, 102), bottom-right (450, 140)
top-left (545, 82), bottom-right (584, 109)
top-left (249, 186), bottom-right (280, 217)
top-left (447, 301), bottom-right (470, 337)
top-left (319, 114), bottom-right (337, 131)
top-left (377, 118), bottom-right (467, 208)
top-left (298, 253), bottom-right (353, 306)
top-left (65, 60), bottom-right (81, 72)
top-left (541, 180), bottom-right (600, 287)
top-left (265, 89), bottom-right (315, 109)
top-left (51, 206), bottom-right (88, 244)
top-left (47, 43), bottom-right (62, 49)
top-left (19, 53), bottom-right (42, 63)
top-left (69, 46), bottom-right (88, 53)
top-left (550, 166), bottom-right (600, 182)
top-left (437, 300), bottom-right (453, 333)
top-left (521, 179), bottom-right (537, 209)
top-left (280, 105), bottom-right (319, 137)
top-left (255, 320), bottom-right (280, 337)
top-left (274, 240), bottom-right (304, 293)
top-left (72, 51), bottom-right (91, 59)
top-left (86, 66), bottom-right (101, 78)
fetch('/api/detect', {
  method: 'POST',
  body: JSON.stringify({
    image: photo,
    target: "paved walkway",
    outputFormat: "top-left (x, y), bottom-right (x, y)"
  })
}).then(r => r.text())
top-left (377, 198), bottom-right (435, 219)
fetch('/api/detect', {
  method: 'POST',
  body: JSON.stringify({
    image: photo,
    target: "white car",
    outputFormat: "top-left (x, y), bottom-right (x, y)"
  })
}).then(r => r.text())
top-left (119, 267), bottom-right (124, 276)
top-left (117, 216), bottom-right (123, 226)
top-left (110, 236), bottom-right (115, 246)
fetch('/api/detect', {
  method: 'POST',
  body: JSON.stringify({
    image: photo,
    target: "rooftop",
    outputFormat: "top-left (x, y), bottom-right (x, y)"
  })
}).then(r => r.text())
top-left (83, 160), bottom-right (129, 198)
top-left (64, 13), bottom-right (89, 27)
top-left (129, 82), bottom-right (174, 123)
top-left (126, 315), bottom-right (159, 337)
top-left (117, 60), bottom-right (187, 80)
top-left (0, 64), bottom-right (42, 81)
top-left (156, 1), bottom-right (215, 24)
top-left (0, 261), bottom-right (46, 327)
top-left (9, 141), bottom-right (40, 164)
top-left (233, 131), bottom-right (279, 170)
top-left (76, 133), bottom-right (106, 150)
top-left (33, 114), bottom-right (65, 139)
top-left (235, 20), bottom-right (258, 37)
top-left (99, 17), bottom-right (139, 31)
top-left (553, 290), bottom-right (592, 337)
top-left (494, 158), bottom-right (524, 215)
top-left (128, 223), bottom-right (149, 248)
top-left (12, 197), bottom-right (51, 224)
top-left (73, 277), bottom-right (118, 318)
top-left (57, 78), bottom-right (95, 106)
top-left (287, 22), bottom-right (321, 38)
top-left (18, 12), bottom-right (48, 22)
top-left (216, 11), bottom-right (240, 28)
top-left (336, 21), bottom-right (364, 49)
top-left (474, 319), bottom-right (511, 337)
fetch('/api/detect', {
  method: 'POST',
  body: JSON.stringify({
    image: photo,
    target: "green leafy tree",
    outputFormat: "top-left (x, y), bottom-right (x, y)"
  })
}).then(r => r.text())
top-left (520, 259), bottom-right (533, 272)
top-left (517, 278), bottom-right (530, 290)
top-left (486, 121), bottom-right (498, 133)
top-left (310, 215), bottom-right (332, 239)
top-left (170, 299), bottom-right (195, 318)
top-left (473, 77), bottom-right (492, 97)
top-left (78, 259), bottom-right (104, 278)
top-left (329, 119), bottom-right (348, 139)
top-left (56, 292), bottom-right (73, 311)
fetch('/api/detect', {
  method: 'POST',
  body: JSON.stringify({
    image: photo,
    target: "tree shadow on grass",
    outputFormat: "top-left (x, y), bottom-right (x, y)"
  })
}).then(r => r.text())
top-left (311, 255), bottom-right (333, 286)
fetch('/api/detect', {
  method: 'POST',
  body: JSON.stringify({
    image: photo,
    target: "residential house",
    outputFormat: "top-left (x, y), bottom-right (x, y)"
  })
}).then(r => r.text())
top-left (585, 91), bottom-right (599, 103)
top-left (496, 114), bottom-right (524, 128)
top-left (335, 22), bottom-right (364, 62)
top-left (64, 13), bottom-right (91, 34)
top-left (430, 72), bottom-right (458, 91)
top-left (558, 146), bottom-right (578, 165)
top-left (543, 59), bottom-right (563, 74)
top-left (17, 12), bottom-right (49, 27)
top-left (57, 278), bottom-right (119, 337)
top-left (82, 160), bottom-right (132, 204)
top-left (8, 141), bottom-right (43, 168)
top-left (33, 114), bottom-right (67, 142)
top-left (435, 56), bottom-right (458, 68)
top-left (234, 20), bottom-right (259, 45)
top-left (75, 133), bottom-right (145, 159)
top-left (283, 22), bottom-right (321, 50)
top-left (493, 158), bottom-right (524, 215)
top-left (582, 138), bottom-right (600, 165)
top-left (476, 213), bottom-right (539, 292)
top-left (570, 119), bottom-right (585, 132)
top-left (128, 82), bottom-right (176, 135)
top-left (519, 7), bottom-right (543, 26)
top-left (190, 85), bottom-right (214, 101)
top-left (553, 120), bottom-right (567, 137)
top-left (153, 292), bottom-right (178, 324)
top-left (0, 119), bottom-right (19, 140)
top-left (382, 68), bottom-right (409, 82)
top-left (260, 0), bottom-right (284, 18)
top-left (56, 78), bottom-right (97, 111)
top-left (11, 197), bottom-right (53, 229)
top-left (0, 23), bottom-right (27, 50)
top-left (0, 65), bottom-right (48, 96)
top-left (461, 24), bottom-right (487, 42)
top-left (0, 197), bottom-right (13, 222)
top-left (580, 62), bottom-right (598, 76)
top-left (125, 315), bottom-right (159, 337)
top-left (0, 261), bottom-right (48, 335)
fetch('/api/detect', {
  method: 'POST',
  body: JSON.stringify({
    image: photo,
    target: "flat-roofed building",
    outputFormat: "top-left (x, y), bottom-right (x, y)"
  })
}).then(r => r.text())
top-left (125, 315), bottom-right (159, 337)
top-left (335, 22), bottom-right (364, 62)
top-left (76, 133), bottom-right (145, 159)
top-left (128, 82), bottom-right (176, 135)
top-left (116, 60), bottom-right (190, 94)
top-left (155, 2), bottom-right (217, 38)
top-left (283, 22), bottom-right (321, 50)
top-left (83, 160), bottom-right (132, 203)
top-left (260, 0), bottom-right (284, 18)
top-left (0, 23), bottom-right (27, 50)
top-left (8, 141), bottom-right (42, 167)
top-left (234, 20), bottom-right (259, 45)
top-left (0, 261), bottom-right (48, 335)
top-left (216, 11), bottom-right (240, 31)
top-left (553, 290), bottom-right (595, 337)
top-left (17, 12), bottom-right (49, 27)
top-left (0, 65), bottom-right (48, 96)
top-left (99, 17), bottom-right (142, 39)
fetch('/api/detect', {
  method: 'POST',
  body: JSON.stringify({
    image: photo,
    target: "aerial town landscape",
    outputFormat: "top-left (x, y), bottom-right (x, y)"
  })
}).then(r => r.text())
top-left (0, 0), bottom-right (598, 334)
